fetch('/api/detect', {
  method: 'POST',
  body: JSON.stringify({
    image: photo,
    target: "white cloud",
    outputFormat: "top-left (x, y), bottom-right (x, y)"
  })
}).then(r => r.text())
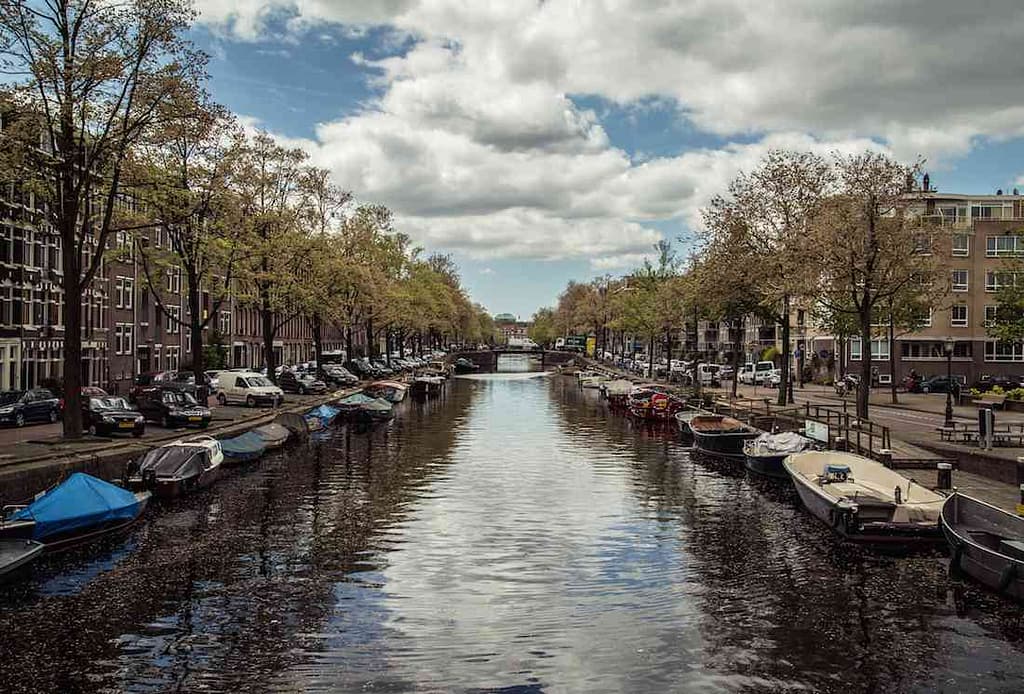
top-left (200, 0), bottom-right (1024, 264)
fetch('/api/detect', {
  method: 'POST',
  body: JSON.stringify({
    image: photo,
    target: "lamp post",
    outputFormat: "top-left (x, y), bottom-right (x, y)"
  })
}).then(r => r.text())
top-left (944, 336), bottom-right (955, 428)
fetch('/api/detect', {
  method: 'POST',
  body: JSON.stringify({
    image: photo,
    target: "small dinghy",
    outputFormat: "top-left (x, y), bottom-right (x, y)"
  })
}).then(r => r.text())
top-left (744, 431), bottom-right (815, 478)
top-left (674, 407), bottom-right (712, 437)
top-left (305, 404), bottom-right (341, 430)
top-left (252, 422), bottom-right (291, 449)
top-left (363, 381), bottom-right (409, 403)
top-left (1, 473), bottom-right (150, 551)
top-left (220, 431), bottom-right (268, 464)
top-left (784, 451), bottom-right (944, 548)
top-left (274, 412), bottom-right (309, 439)
top-left (127, 438), bottom-right (224, 498)
top-left (0, 538), bottom-right (45, 579)
top-left (942, 493), bottom-right (1024, 602)
top-left (627, 385), bottom-right (684, 422)
top-left (410, 375), bottom-right (445, 397)
top-left (336, 393), bottom-right (395, 421)
top-left (689, 415), bottom-right (760, 460)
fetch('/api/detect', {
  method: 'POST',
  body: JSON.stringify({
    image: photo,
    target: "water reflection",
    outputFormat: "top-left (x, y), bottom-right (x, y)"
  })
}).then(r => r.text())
top-left (0, 374), bottom-right (1022, 693)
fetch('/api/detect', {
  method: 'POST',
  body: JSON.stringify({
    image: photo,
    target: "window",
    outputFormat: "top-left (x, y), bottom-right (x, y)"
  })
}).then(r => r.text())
top-left (984, 305), bottom-right (998, 327)
top-left (219, 310), bottom-right (231, 335)
top-left (166, 305), bottom-right (180, 334)
top-left (850, 338), bottom-right (889, 361)
top-left (115, 276), bottom-right (134, 309)
top-left (115, 323), bottom-right (133, 355)
top-left (901, 341), bottom-right (972, 359)
top-left (164, 345), bottom-right (180, 370)
top-left (972, 203), bottom-right (1006, 220)
top-left (986, 235), bottom-right (1023, 257)
top-left (936, 205), bottom-right (967, 224)
top-left (950, 304), bottom-right (968, 328)
top-left (952, 233), bottom-right (970, 257)
top-left (985, 341), bottom-right (1024, 362)
top-left (952, 269), bottom-right (968, 292)
top-left (986, 271), bottom-right (1020, 292)
top-left (166, 266), bottom-right (181, 293)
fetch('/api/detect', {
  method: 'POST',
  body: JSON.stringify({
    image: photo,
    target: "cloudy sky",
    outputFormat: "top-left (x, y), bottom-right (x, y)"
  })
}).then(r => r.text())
top-left (193, 0), bottom-right (1024, 317)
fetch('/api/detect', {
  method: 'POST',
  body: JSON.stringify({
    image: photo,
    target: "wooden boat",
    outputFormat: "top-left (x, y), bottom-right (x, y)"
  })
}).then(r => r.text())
top-left (127, 438), bottom-right (224, 498)
top-left (364, 380), bottom-right (409, 403)
top-left (674, 407), bottom-right (712, 437)
top-left (220, 431), bottom-right (268, 464)
top-left (942, 493), bottom-right (1024, 602)
top-left (1, 473), bottom-right (150, 552)
top-left (0, 538), bottom-right (44, 578)
top-left (627, 385), bottom-right (683, 422)
top-left (410, 375), bottom-right (445, 397)
top-left (743, 431), bottom-right (814, 478)
top-left (689, 415), bottom-right (760, 460)
top-left (784, 451), bottom-right (944, 547)
top-left (252, 422), bottom-right (291, 449)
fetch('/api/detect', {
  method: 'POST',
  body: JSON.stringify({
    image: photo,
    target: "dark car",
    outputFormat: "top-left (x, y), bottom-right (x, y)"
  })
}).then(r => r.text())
top-left (371, 360), bottom-right (394, 376)
top-left (917, 375), bottom-right (961, 394)
top-left (82, 396), bottom-right (145, 437)
top-left (278, 371), bottom-right (327, 395)
top-left (129, 371), bottom-right (177, 401)
top-left (134, 386), bottom-right (212, 429)
top-left (0, 388), bottom-right (61, 427)
top-left (323, 364), bottom-right (359, 386)
top-left (972, 375), bottom-right (1024, 393)
top-left (345, 359), bottom-right (377, 379)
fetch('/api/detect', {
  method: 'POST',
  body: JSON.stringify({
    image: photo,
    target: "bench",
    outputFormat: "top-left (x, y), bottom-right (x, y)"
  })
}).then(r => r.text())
top-left (973, 393), bottom-right (1007, 410)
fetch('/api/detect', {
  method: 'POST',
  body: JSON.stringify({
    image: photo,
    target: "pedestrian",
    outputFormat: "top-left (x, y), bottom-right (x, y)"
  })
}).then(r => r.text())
top-left (871, 366), bottom-right (879, 387)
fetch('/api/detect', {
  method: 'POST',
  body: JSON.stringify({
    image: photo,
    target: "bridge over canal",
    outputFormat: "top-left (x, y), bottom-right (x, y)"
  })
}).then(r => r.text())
top-left (450, 349), bottom-right (578, 372)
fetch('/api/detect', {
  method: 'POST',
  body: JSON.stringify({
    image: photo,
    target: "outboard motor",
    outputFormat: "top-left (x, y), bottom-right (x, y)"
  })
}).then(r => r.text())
top-left (142, 468), bottom-right (157, 490)
top-left (894, 485), bottom-right (902, 505)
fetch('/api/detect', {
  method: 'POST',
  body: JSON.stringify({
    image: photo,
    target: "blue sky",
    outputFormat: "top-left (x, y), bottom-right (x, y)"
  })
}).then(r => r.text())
top-left (190, 1), bottom-right (1024, 318)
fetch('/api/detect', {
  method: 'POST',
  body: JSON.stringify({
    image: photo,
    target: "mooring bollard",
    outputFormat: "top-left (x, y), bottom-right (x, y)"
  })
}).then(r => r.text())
top-left (878, 448), bottom-right (893, 469)
top-left (1017, 456), bottom-right (1024, 517)
top-left (937, 462), bottom-right (953, 491)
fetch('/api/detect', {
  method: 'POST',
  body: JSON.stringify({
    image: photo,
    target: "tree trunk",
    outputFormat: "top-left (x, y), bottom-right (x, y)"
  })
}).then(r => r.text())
top-left (385, 328), bottom-right (392, 366)
top-left (62, 268), bottom-right (84, 438)
top-left (312, 314), bottom-right (324, 379)
top-left (399, 329), bottom-right (405, 358)
top-left (858, 311), bottom-right (872, 420)
top-left (778, 296), bottom-right (791, 406)
top-left (365, 318), bottom-right (374, 359)
top-left (647, 333), bottom-right (654, 379)
top-left (261, 292), bottom-right (277, 384)
top-left (691, 305), bottom-right (700, 396)
top-left (731, 316), bottom-right (743, 399)
top-left (345, 326), bottom-right (353, 359)
top-left (189, 279), bottom-right (206, 403)
top-left (664, 328), bottom-right (673, 376)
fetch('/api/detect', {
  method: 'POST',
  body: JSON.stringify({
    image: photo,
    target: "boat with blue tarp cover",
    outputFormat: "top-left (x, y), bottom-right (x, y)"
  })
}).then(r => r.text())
top-left (220, 431), bottom-right (267, 464)
top-left (252, 422), bottom-right (291, 449)
top-left (335, 392), bottom-right (395, 421)
top-left (305, 404), bottom-right (341, 430)
top-left (0, 473), bottom-right (150, 551)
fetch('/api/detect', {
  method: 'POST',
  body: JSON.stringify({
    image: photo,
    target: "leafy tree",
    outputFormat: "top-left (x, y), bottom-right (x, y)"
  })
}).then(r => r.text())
top-left (528, 307), bottom-right (557, 347)
top-left (987, 229), bottom-right (1024, 344)
top-left (0, 0), bottom-right (201, 436)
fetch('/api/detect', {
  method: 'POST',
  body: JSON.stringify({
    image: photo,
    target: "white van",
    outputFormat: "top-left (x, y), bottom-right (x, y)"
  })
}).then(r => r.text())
top-left (697, 363), bottom-right (721, 386)
top-left (753, 361), bottom-right (776, 384)
top-left (738, 363), bottom-right (756, 384)
top-left (216, 371), bottom-right (284, 408)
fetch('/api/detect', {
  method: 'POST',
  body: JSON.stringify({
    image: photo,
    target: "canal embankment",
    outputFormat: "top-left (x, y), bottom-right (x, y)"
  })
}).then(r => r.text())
top-left (0, 387), bottom-right (362, 502)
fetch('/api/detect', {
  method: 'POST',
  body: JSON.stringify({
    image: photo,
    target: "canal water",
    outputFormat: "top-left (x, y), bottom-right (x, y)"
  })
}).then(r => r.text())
top-left (2, 357), bottom-right (1023, 692)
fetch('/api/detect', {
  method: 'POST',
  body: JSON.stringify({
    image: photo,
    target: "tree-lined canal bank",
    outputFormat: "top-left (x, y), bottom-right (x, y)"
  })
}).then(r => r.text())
top-left (2, 369), bottom-right (1023, 693)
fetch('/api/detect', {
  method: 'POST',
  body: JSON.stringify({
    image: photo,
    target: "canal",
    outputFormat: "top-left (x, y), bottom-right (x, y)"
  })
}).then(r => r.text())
top-left (2, 359), bottom-right (1023, 692)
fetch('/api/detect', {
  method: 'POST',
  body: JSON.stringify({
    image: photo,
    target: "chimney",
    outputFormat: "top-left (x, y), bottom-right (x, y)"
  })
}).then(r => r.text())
top-left (1015, 188), bottom-right (1020, 196)
top-left (997, 189), bottom-right (1003, 196)
top-left (922, 173), bottom-right (931, 192)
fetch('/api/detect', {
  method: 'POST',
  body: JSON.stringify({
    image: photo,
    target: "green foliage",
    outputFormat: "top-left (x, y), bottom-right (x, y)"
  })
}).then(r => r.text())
top-left (203, 330), bottom-right (229, 369)
top-left (987, 231), bottom-right (1024, 344)
top-left (761, 346), bottom-right (778, 362)
top-left (528, 308), bottom-right (557, 347)
top-left (1006, 388), bottom-right (1024, 401)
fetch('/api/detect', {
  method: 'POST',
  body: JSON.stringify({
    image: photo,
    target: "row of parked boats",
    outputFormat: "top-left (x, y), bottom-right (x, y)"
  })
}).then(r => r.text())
top-left (0, 371), bottom-right (452, 582)
top-left (586, 372), bottom-right (1024, 604)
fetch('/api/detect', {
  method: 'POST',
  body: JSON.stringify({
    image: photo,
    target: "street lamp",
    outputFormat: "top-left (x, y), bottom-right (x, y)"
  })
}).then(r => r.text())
top-left (944, 336), bottom-right (955, 428)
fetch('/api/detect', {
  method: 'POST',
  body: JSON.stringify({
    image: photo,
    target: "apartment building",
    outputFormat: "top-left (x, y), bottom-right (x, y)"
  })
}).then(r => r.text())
top-left (0, 181), bottom-right (345, 394)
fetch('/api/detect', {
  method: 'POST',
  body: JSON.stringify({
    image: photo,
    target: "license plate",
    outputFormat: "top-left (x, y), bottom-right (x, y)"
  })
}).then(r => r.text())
top-left (118, 421), bottom-right (134, 429)
top-left (188, 416), bottom-right (201, 422)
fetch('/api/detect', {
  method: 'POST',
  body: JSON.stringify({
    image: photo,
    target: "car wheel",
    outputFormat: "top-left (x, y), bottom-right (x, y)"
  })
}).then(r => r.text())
top-left (217, 392), bottom-right (227, 406)
top-left (246, 395), bottom-right (256, 408)
top-left (15, 412), bottom-right (25, 427)
top-left (48, 409), bottom-right (58, 424)
top-left (921, 386), bottom-right (930, 394)
top-left (88, 424), bottom-right (98, 436)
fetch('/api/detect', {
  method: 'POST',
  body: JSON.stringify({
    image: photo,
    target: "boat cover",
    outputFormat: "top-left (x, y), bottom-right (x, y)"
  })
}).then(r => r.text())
top-left (10, 473), bottom-right (143, 541)
top-left (603, 380), bottom-right (634, 396)
top-left (337, 393), bottom-right (378, 407)
top-left (363, 398), bottom-right (393, 413)
top-left (274, 412), bottom-right (309, 438)
top-left (220, 431), bottom-right (267, 460)
top-left (137, 445), bottom-right (212, 479)
top-left (746, 432), bottom-right (812, 456)
top-left (252, 423), bottom-right (291, 447)
top-left (305, 404), bottom-right (341, 425)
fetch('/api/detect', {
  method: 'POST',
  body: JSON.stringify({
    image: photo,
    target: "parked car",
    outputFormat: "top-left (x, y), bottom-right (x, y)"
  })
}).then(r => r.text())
top-left (170, 370), bottom-right (213, 394)
top-left (217, 371), bottom-right (284, 408)
top-left (82, 396), bottom-right (145, 437)
top-left (764, 368), bottom-right (782, 389)
top-left (972, 375), bottom-right (1024, 393)
top-left (917, 375), bottom-right (961, 394)
top-left (279, 371), bottom-right (327, 395)
top-left (0, 388), bottom-right (61, 427)
top-left (719, 365), bottom-right (735, 381)
top-left (58, 386), bottom-right (109, 414)
top-left (134, 386), bottom-right (212, 428)
top-left (753, 361), bottom-right (776, 385)
top-left (737, 363), bottom-right (756, 385)
top-left (345, 358), bottom-right (379, 379)
top-left (205, 370), bottom-right (222, 391)
top-left (371, 360), bottom-right (394, 376)
top-left (323, 364), bottom-right (359, 386)
top-left (129, 371), bottom-right (179, 401)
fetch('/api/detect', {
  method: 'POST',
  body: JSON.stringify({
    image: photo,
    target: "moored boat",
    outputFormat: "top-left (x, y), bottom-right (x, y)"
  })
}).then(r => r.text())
top-left (599, 379), bottom-right (634, 409)
top-left (252, 422), bottom-right (291, 449)
top-left (220, 431), bottom-right (268, 464)
top-left (627, 385), bottom-right (684, 422)
top-left (410, 375), bottom-right (445, 397)
top-left (305, 404), bottom-right (341, 429)
top-left (0, 538), bottom-right (44, 578)
top-left (364, 380), bottom-right (409, 403)
top-left (784, 451), bottom-right (944, 547)
top-left (674, 406), bottom-right (712, 437)
top-left (942, 493), bottom-right (1024, 602)
top-left (336, 392), bottom-right (395, 421)
top-left (1, 473), bottom-right (150, 551)
top-left (690, 415), bottom-right (760, 460)
top-left (127, 437), bottom-right (224, 498)
top-left (743, 431), bottom-right (814, 478)
top-left (453, 357), bottom-right (479, 374)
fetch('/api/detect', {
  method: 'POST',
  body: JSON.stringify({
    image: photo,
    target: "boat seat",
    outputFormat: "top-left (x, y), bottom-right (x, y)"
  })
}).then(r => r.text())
top-left (998, 539), bottom-right (1024, 561)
